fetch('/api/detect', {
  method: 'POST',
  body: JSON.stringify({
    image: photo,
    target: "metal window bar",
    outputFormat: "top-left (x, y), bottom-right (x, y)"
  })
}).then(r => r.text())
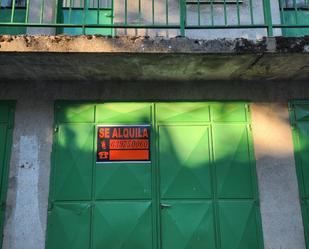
top-left (0, 0), bottom-right (308, 36)
top-left (166, 0), bottom-right (168, 25)
top-left (223, 0), bottom-right (227, 25)
top-left (236, 0), bottom-right (240, 25)
top-left (249, 0), bottom-right (254, 24)
top-left (210, 0), bottom-right (214, 25)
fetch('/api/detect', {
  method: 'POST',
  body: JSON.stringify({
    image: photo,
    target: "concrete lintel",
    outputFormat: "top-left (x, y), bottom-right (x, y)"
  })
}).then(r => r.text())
top-left (0, 52), bottom-right (308, 81)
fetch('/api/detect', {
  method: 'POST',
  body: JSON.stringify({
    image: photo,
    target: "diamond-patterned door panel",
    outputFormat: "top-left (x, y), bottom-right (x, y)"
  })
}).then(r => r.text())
top-left (95, 163), bottom-right (151, 199)
top-left (53, 124), bottom-right (94, 201)
top-left (161, 201), bottom-right (215, 249)
top-left (212, 103), bottom-right (248, 122)
top-left (47, 102), bottom-right (263, 249)
top-left (213, 124), bottom-right (254, 199)
top-left (294, 104), bottom-right (309, 121)
top-left (96, 103), bottom-right (152, 124)
top-left (218, 200), bottom-right (261, 249)
top-left (46, 203), bottom-right (91, 249)
top-left (156, 103), bottom-right (210, 123)
top-left (93, 201), bottom-right (153, 249)
top-left (295, 122), bottom-right (309, 197)
top-left (159, 125), bottom-right (212, 198)
top-left (56, 103), bottom-right (95, 123)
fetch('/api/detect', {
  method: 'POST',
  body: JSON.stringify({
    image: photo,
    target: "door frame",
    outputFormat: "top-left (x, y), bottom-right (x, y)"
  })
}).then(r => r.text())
top-left (289, 100), bottom-right (309, 249)
top-left (0, 101), bottom-right (15, 249)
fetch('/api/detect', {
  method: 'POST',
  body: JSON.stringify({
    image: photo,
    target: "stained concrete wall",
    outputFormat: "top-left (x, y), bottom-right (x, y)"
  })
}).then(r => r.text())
top-left (0, 80), bottom-right (307, 249)
top-left (252, 103), bottom-right (305, 249)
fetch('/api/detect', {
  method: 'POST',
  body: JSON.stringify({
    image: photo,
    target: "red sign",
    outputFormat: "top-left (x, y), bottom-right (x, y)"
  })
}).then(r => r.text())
top-left (97, 125), bottom-right (151, 162)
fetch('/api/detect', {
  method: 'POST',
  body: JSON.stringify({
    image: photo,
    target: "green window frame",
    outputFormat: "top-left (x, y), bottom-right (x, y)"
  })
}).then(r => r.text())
top-left (0, 101), bottom-right (15, 249)
top-left (279, 0), bottom-right (309, 36)
top-left (56, 0), bottom-right (113, 35)
top-left (0, 0), bottom-right (26, 34)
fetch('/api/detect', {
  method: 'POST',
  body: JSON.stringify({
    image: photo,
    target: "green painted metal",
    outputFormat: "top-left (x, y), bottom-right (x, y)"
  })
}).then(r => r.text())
top-left (159, 125), bottom-right (212, 198)
top-left (93, 201), bottom-right (153, 249)
top-left (289, 101), bottom-right (309, 249)
top-left (52, 124), bottom-right (94, 201)
top-left (262, 0), bottom-right (274, 36)
top-left (161, 200), bottom-right (216, 249)
top-left (0, 0), bottom-right (308, 36)
top-left (281, 10), bottom-right (309, 36)
top-left (0, 8), bottom-right (26, 34)
top-left (57, 8), bottom-right (112, 35)
top-left (214, 124), bottom-right (253, 198)
top-left (46, 203), bottom-right (91, 249)
top-left (96, 103), bottom-right (152, 124)
top-left (46, 101), bottom-right (264, 249)
top-left (0, 101), bottom-right (15, 249)
top-left (219, 200), bottom-right (261, 249)
top-left (279, 0), bottom-right (309, 36)
top-left (179, 0), bottom-right (186, 36)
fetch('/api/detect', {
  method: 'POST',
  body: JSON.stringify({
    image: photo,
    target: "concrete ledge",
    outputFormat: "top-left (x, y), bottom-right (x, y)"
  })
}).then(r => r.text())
top-left (0, 35), bottom-right (308, 53)
top-left (0, 36), bottom-right (308, 81)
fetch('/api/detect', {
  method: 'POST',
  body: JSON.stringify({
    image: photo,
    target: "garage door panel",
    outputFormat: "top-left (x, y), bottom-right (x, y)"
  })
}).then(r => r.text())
top-left (294, 104), bottom-right (309, 121)
top-left (0, 106), bottom-right (9, 123)
top-left (53, 124), bottom-right (94, 200)
top-left (214, 124), bottom-right (253, 198)
top-left (95, 163), bottom-right (151, 199)
top-left (56, 104), bottom-right (95, 123)
top-left (156, 103), bottom-right (210, 123)
top-left (159, 126), bottom-right (212, 198)
top-left (219, 200), bottom-right (260, 249)
top-left (46, 203), bottom-right (91, 249)
top-left (296, 123), bottom-right (309, 197)
top-left (0, 125), bottom-right (7, 187)
top-left (212, 103), bottom-right (247, 122)
top-left (93, 201), bottom-right (153, 249)
top-left (47, 102), bottom-right (263, 249)
top-left (96, 103), bottom-right (152, 123)
top-left (161, 200), bottom-right (215, 249)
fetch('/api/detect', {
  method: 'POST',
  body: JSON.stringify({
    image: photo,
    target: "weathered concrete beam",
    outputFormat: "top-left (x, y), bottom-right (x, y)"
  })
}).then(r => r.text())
top-left (0, 35), bottom-right (308, 53)
top-left (0, 36), bottom-right (308, 81)
top-left (0, 52), bottom-right (308, 81)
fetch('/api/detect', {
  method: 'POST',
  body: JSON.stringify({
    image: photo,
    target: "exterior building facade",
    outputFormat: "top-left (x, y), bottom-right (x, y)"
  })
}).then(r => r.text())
top-left (0, 0), bottom-right (309, 249)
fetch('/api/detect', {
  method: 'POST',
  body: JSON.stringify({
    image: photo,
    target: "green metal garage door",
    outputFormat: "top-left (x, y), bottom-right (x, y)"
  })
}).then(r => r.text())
top-left (0, 101), bottom-right (14, 249)
top-left (290, 101), bottom-right (309, 249)
top-left (46, 101), bottom-right (264, 249)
